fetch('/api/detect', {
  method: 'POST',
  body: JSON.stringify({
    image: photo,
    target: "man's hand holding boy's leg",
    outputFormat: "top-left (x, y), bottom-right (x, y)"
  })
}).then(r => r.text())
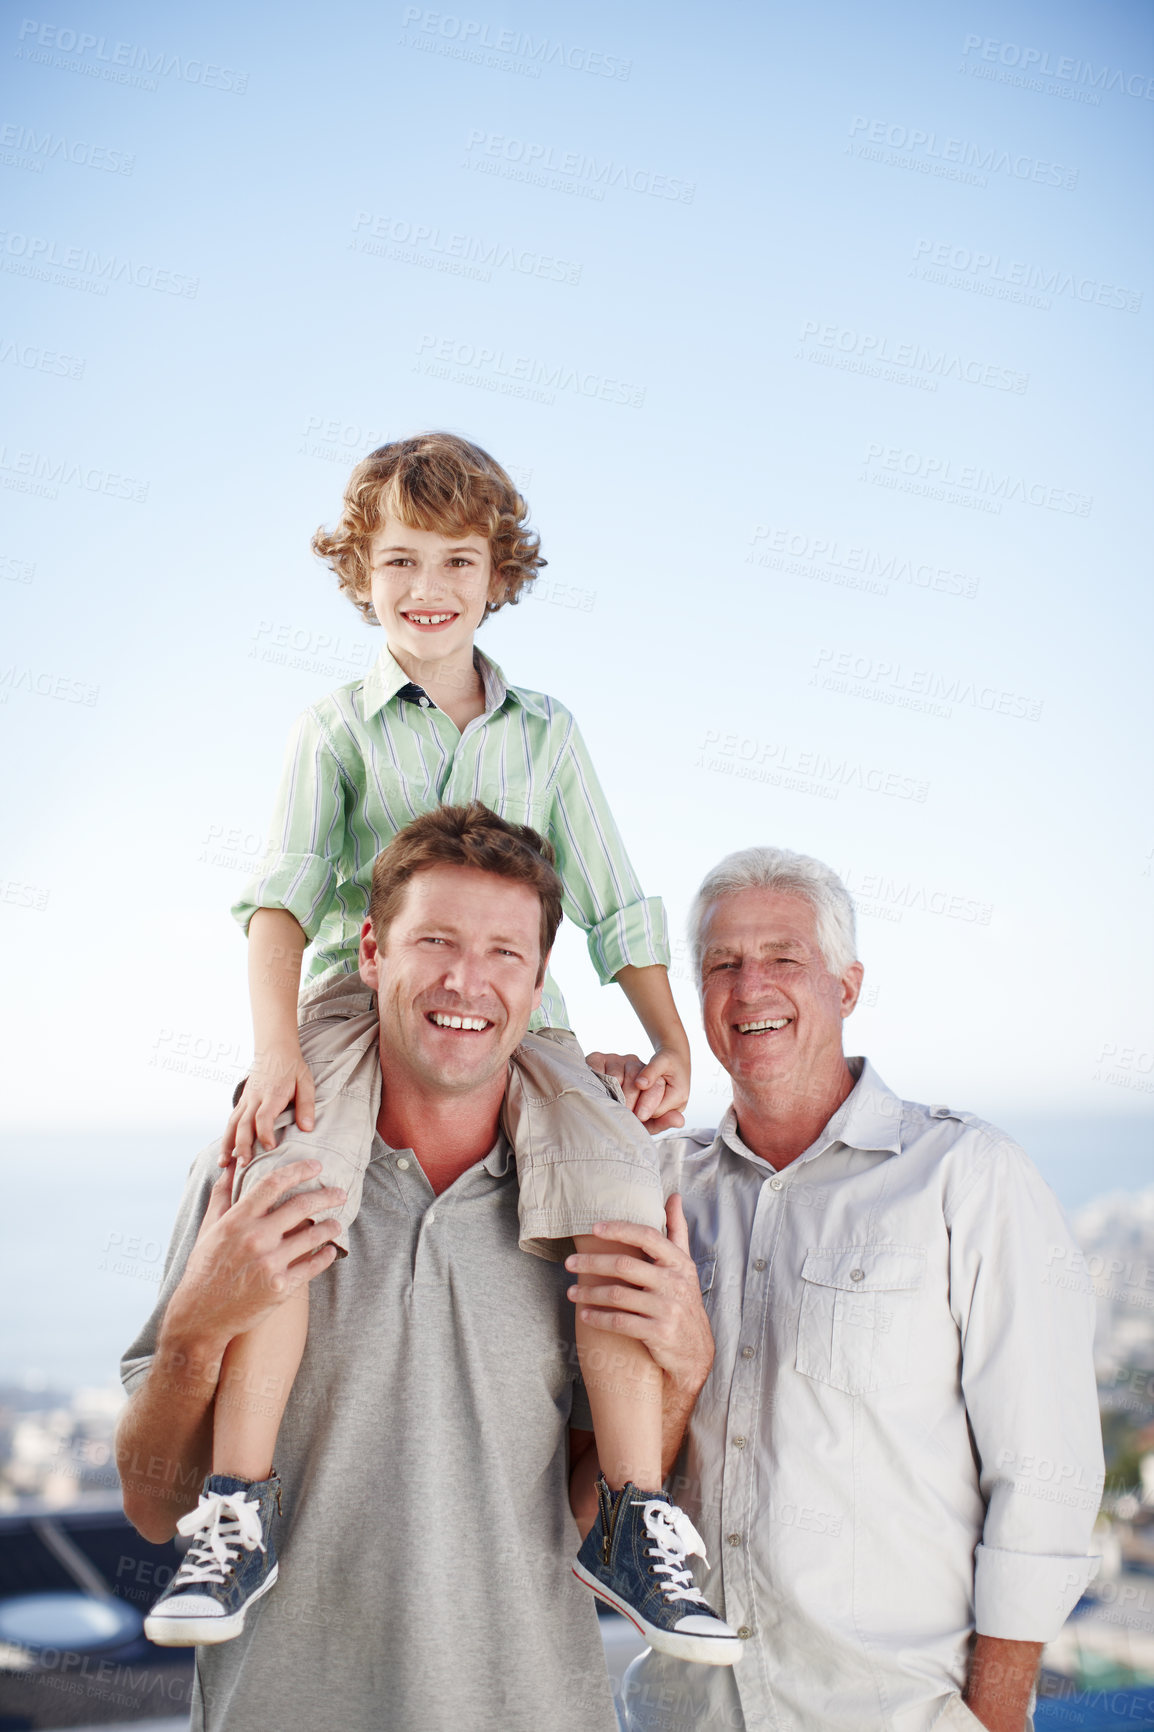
top-left (117, 1159), bottom-right (345, 1542)
top-left (565, 1196), bottom-right (714, 1477)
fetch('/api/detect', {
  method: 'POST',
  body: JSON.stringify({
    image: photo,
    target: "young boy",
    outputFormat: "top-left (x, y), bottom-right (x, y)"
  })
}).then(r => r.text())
top-left (143, 434), bottom-right (740, 1667)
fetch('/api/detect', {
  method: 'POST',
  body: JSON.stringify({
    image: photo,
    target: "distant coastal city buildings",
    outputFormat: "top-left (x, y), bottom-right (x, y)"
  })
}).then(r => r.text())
top-left (0, 1383), bottom-right (121, 1506)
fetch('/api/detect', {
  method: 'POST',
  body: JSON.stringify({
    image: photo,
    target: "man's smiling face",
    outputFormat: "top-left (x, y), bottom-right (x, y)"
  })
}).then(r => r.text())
top-left (359, 863), bottom-right (545, 1099)
top-left (699, 888), bottom-right (862, 1094)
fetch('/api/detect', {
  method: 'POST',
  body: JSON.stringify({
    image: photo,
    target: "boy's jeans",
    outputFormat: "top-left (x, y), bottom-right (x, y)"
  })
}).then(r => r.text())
top-left (233, 970), bottom-right (667, 1260)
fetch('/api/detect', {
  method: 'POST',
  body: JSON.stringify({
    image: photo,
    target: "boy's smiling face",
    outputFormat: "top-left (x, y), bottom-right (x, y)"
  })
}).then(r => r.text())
top-left (367, 516), bottom-right (495, 673)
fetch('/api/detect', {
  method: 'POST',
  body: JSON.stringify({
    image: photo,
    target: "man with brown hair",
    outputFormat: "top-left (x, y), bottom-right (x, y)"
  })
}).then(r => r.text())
top-left (117, 806), bottom-right (718, 1732)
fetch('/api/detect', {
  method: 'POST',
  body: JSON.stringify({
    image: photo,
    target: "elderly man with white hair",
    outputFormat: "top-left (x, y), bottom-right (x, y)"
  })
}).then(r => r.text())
top-left (574, 847), bottom-right (1103, 1732)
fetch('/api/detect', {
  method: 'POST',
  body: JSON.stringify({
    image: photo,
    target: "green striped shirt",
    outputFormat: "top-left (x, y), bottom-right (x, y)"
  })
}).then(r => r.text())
top-left (232, 646), bottom-right (669, 1029)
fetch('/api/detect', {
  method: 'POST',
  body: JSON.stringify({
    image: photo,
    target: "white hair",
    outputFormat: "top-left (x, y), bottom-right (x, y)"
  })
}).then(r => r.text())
top-left (689, 846), bottom-right (859, 982)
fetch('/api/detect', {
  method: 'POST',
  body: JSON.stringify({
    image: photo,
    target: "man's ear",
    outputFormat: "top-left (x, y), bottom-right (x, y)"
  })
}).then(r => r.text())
top-left (840, 961), bottom-right (865, 1018)
top-left (359, 919), bottom-right (381, 989)
top-left (532, 947), bottom-right (552, 1011)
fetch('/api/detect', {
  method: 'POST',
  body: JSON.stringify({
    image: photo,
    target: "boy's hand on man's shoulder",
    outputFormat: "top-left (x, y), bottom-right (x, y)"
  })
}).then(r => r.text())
top-left (221, 1044), bottom-right (318, 1166)
top-left (635, 1044), bottom-right (690, 1126)
top-left (585, 1050), bottom-right (687, 1134)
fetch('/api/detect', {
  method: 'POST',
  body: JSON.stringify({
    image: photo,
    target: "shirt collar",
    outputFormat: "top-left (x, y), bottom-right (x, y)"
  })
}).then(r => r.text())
top-left (361, 643), bottom-right (547, 722)
top-left (373, 1129), bottom-right (512, 1178)
top-left (719, 1057), bottom-right (904, 1169)
top-left (480, 1135), bottom-right (512, 1178)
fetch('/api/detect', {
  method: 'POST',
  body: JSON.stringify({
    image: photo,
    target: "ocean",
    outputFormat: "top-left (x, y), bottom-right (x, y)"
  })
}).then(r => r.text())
top-left (2, 1114), bottom-right (1152, 1390)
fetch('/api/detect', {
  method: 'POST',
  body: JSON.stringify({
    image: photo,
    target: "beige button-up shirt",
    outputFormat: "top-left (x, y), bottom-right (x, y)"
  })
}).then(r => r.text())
top-left (626, 1059), bottom-right (1103, 1732)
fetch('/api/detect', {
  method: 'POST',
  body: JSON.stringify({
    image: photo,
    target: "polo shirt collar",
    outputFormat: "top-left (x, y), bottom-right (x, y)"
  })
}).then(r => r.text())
top-left (719, 1057), bottom-right (904, 1169)
top-left (374, 1129), bottom-right (511, 1179)
top-left (481, 1135), bottom-right (513, 1178)
top-left (361, 643), bottom-right (547, 722)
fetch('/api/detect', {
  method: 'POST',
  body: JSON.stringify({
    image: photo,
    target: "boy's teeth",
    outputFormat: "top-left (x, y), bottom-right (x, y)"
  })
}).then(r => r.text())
top-left (430, 1012), bottom-right (490, 1031)
top-left (408, 612), bottom-right (454, 625)
top-left (737, 1017), bottom-right (790, 1033)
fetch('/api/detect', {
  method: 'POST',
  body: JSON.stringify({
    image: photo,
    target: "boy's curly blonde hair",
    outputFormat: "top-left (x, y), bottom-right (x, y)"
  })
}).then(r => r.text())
top-left (312, 432), bottom-right (545, 625)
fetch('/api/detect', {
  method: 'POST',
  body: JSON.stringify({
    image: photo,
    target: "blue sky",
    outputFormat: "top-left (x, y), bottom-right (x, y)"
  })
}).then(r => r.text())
top-left (2, 0), bottom-right (1151, 1162)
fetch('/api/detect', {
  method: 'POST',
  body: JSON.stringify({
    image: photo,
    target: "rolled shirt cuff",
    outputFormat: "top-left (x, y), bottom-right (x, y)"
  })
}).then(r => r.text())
top-left (973, 1542), bottom-right (1100, 1641)
top-left (232, 851), bottom-right (337, 941)
top-left (585, 896), bottom-right (670, 983)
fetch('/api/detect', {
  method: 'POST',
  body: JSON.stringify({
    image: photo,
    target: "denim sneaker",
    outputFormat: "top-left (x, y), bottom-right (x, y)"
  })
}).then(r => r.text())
top-left (574, 1476), bottom-right (742, 1666)
top-left (144, 1472), bottom-right (281, 1646)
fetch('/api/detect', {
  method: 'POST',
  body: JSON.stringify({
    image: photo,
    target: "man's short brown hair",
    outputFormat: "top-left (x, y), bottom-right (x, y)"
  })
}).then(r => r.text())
top-left (368, 803), bottom-right (563, 981)
top-left (312, 432), bottom-right (545, 625)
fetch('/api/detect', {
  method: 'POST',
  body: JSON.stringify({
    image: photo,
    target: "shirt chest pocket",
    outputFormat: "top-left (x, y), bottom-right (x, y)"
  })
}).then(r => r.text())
top-left (467, 781), bottom-right (549, 833)
top-left (795, 1245), bottom-right (926, 1395)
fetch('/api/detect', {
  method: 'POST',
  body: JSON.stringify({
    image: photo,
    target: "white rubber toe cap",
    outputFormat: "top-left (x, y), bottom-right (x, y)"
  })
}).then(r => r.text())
top-left (150, 1595), bottom-right (225, 1619)
top-left (673, 1613), bottom-right (739, 1637)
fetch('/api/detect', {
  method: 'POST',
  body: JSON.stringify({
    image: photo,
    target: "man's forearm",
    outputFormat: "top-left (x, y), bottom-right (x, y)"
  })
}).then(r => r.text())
top-left (116, 1310), bottom-right (229, 1543)
top-left (661, 1364), bottom-right (704, 1480)
top-left (567, 1366), bottom-right (702, 1533)
top-left (964, 1635), bottom-right (1044, 1732)
top-left (569, 1430), bottom-right (600, 1539)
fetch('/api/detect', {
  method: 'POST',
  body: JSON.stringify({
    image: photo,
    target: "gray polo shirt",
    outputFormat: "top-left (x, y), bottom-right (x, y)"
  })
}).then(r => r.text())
top-left (121, 1132), bottom-right (617, 1732)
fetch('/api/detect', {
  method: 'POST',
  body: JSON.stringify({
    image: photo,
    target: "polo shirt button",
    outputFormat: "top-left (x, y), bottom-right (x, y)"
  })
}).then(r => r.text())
top-left (726, 1533), bottom-right (742, 1547)
top-left (737, 1626), bottom-right (753, 1640)
top-left (419, 696), bottom-right (431, 708)
top-left (733, 1436), bottom-right (747, 1449)
top-left (396, 1157), bottom-right (411, 1171)
top-left (850, 1268), bottom-right (865, 1282)
top-left (427, 1211), bottom-right (436, 1224)
top-left (741, 1346), bottom-right (755, 1359)
top-left (753, 1258), bottom-right (766, 1272)
top-left (769, 1177), bottom-right (783, 1191)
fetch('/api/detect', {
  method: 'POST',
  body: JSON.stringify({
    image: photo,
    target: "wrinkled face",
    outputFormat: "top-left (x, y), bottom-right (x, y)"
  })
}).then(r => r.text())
top-left (360, 864), bottom-right (544, 1098)
top-left (367, 517), bottom-right (495, 671)
top-left (699, 888), bottom-right (862, 1094)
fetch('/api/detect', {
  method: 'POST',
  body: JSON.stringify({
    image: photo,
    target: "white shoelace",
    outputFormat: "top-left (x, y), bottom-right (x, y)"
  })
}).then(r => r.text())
top-left (172, 1490), bottom-right (267, 1587)
top-left (637, 1499), bottom-right (711, 1606)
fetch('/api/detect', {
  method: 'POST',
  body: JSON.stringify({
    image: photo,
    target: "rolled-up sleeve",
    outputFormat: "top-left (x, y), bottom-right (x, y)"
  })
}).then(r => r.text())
top-left (231, 707), bottom-right (349, 941)
top-left (948, 1140), bottom-right (1104, 1641)
top-left (544, 714), bottom-right (669, 982)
